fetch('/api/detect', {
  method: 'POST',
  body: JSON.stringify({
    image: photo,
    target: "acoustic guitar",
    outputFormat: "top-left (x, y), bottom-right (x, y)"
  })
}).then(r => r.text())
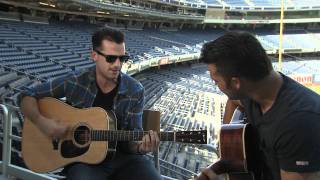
top-left (22, 97), bottom-right (207, 173)
top-left (196, 123), bottom-right (259, 180)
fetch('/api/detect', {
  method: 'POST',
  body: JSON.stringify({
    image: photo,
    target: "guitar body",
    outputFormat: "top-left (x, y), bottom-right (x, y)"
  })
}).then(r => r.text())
top-left (22, 97), bottom-right (208, 173)
top-left (197, 124), bottom-right (259, 180)
top-left (22, 97), bottom-right (116, 173)
top-left (220, 124), bottom-right (257, 180)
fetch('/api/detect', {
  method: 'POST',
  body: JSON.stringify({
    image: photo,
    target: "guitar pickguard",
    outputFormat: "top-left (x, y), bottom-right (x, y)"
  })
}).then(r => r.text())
top-left (60, 140), bottom-right (89, 158)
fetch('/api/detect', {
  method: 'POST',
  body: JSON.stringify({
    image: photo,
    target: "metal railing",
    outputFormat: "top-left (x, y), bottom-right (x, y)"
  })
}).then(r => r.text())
top-left (0, 104), bottom-right (179, 180)
top-left (0, 103), bottom-right (55, 180)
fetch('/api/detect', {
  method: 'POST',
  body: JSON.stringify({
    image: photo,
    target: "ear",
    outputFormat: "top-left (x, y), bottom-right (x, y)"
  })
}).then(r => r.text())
top-left (91, 50), bottom-right (97, 62)
top-left (230, 77), bottom-right (241, 90)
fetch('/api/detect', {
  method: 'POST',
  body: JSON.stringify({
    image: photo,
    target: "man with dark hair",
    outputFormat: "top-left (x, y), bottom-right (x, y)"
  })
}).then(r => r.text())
top-left (19, 27), bottom-right (162, 180)
top-left (197, 32), bottom-right (320, 180)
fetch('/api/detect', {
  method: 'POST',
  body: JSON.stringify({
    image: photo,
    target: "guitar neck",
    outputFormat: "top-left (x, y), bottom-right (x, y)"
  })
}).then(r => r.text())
top-left (91, 130), bottom-right (175, 142)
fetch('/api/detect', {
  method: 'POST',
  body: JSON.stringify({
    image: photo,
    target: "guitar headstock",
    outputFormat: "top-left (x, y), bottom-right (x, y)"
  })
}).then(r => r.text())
top-left (175, 130), bottom-right (207, 144)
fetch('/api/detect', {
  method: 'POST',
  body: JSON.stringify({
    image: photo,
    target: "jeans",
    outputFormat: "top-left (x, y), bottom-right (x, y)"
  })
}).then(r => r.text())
top-left (65, 151), bottom-right (162, 180)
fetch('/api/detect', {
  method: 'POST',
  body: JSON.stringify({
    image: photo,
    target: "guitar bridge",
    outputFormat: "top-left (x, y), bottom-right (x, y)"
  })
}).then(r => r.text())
top-left (52, 139), bottom-right (59, 150)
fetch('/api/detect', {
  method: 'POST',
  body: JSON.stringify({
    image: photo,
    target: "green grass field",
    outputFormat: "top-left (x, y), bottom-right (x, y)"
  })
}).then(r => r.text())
top-left (306, 85), bottom-right (320, 95)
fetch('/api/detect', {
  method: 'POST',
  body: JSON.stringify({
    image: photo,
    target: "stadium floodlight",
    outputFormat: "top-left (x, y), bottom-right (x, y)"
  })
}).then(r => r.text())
top-left (97, 11), bottom-right (110, 14)
top-left (39, 2), bottom-right (55, 8)
top-left (39, 2), bottom-right (49, 6)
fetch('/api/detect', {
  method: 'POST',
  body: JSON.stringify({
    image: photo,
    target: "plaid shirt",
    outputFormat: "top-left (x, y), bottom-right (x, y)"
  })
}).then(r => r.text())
top-left (19, 66), bottom-right (144, 131)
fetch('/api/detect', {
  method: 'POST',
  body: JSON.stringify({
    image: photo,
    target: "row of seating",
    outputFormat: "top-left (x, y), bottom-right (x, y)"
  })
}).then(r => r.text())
top-left (0, 19), bottom-right (319, 179)
top-left (134, 65), bottom-right (220, 179)
top-left (177, 0), bottom-right (320, 7)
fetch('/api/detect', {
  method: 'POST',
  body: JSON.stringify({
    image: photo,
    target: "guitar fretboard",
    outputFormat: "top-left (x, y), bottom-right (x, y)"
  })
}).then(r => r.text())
top-left (90, 130), bottom-right (175, 141)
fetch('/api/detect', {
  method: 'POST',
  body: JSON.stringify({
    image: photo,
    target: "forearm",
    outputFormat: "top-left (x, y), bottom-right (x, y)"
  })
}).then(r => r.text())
top-left (223, 99), bottom-right (239, 124)
top-left (20, 96), bottom-right (72, 138)
top-left (281, 170), bottom-right (320, 180)
top-left (20, 96), bottom-right (44, 124)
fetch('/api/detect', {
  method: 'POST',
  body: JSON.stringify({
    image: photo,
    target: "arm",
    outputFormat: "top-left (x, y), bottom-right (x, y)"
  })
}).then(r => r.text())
top-left (126, 87), bottom-right (159, 154)
top-left (19, 76), bottom-right (69, 138)
top-left (196, 100), bottom-right (245, 179)
top-left (275, 112), bottom-right (320, 180)
top-left (281, 170), bottom-right (320, 180)
top-left (223, 99), bottom-right (243, 124)
top-left (196, 168), bottom-right (218, 180)
top-left (21, 96), bottom-right (68, 138)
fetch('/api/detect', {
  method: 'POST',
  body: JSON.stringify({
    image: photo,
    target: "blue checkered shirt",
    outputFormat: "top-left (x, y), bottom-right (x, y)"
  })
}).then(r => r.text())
top-left (19, 66), bottom-right (145, 131)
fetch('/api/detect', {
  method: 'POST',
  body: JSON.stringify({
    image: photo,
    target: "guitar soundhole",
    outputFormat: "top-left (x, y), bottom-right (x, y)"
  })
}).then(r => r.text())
top-left (74, 125), bottom-right (91, 146)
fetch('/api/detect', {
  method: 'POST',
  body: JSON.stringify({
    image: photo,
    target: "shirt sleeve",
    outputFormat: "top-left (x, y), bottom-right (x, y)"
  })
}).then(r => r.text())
top-left (17, 74), bottom-right (70, 107)
top-left (127, 87), bottom-right (145, 131)
top-left (274, 111), bottom-right (320, 172)
top-left (118, 86), bottom-right (145, 154)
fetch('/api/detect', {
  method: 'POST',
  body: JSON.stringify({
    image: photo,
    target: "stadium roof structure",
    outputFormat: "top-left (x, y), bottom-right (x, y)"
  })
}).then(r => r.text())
top-left (156, 0), bottom-right (320, 9)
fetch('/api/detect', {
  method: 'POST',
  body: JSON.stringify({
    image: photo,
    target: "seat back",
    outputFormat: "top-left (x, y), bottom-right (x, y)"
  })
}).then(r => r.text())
top-left (142, 109), bottom-right (160, 132)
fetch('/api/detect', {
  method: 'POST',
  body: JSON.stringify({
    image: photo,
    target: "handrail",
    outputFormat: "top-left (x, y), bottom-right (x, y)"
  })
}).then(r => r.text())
top-left (0, 103), bottom-right (55, 180)
top-left (0, 104), bottom-right (9, 177)
top-left (0, 104), bottom-right (180, 180)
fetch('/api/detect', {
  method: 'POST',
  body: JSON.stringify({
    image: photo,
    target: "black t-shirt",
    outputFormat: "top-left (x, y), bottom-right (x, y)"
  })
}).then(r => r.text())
top-left (92, 82), bottom-right (130, 153)
top-left (241, 74), bottom-right (320, 180)
top-left (92, 83), bottom-right (118, 111)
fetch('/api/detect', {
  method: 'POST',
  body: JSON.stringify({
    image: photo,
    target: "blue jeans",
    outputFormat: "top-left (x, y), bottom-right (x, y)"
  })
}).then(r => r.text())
top-left (65, 152), bottom-right (162, 180)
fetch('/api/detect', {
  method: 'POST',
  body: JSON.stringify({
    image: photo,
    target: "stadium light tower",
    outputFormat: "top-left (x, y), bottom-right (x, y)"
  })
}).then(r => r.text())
top-left (278, 0), bottom-right (285, 72)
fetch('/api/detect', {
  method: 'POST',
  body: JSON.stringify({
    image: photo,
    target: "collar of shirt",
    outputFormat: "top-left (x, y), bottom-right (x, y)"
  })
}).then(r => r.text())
top-left (86, 66), bottom-right (129, 97)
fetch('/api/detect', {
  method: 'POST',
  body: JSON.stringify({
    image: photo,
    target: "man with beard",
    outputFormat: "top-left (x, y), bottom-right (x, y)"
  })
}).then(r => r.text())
top-left (196, 32), bottom-right (320, 180)
top-left (20, 28), bottom-right (162, 180)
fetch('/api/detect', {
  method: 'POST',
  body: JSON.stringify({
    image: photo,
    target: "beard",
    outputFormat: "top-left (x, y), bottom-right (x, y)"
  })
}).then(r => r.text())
top-left (223, 83), bottom-right (246, 100)
top-left (96, 65), bottom-right (120, 84)
top-left (105, 70), bottom-right (119, 82)
top-left (226, 91), bottom-right (244, 100)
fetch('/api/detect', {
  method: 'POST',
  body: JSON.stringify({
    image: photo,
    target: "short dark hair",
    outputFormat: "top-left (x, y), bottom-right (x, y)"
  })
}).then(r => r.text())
top-left (92, 27), bottom-right (124, 50)
top-left (200, 31), bottom-right (272, 81)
